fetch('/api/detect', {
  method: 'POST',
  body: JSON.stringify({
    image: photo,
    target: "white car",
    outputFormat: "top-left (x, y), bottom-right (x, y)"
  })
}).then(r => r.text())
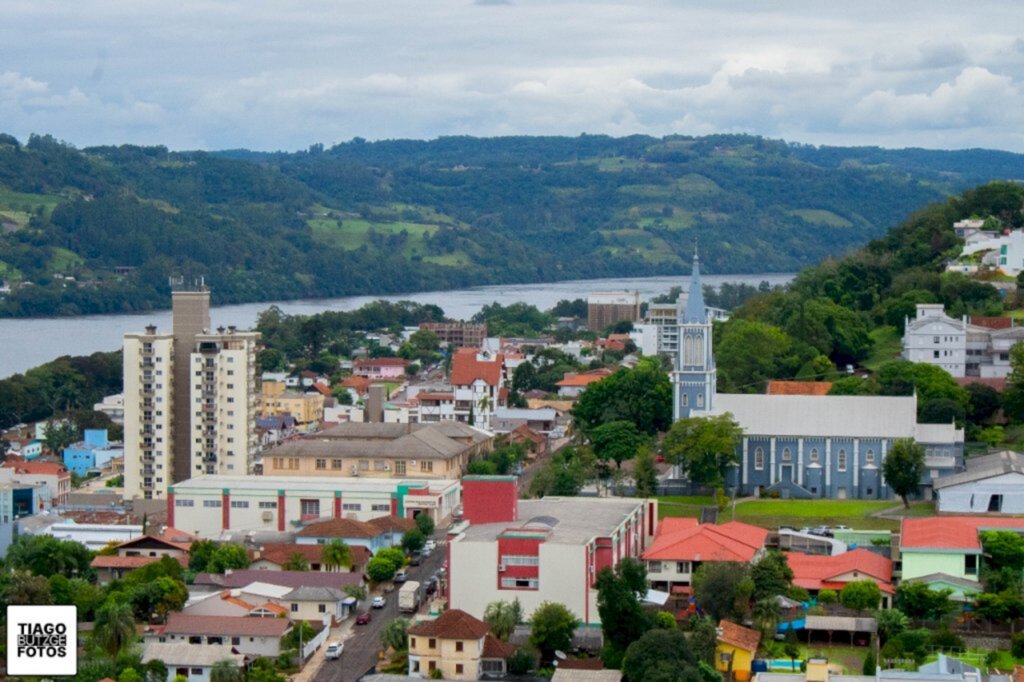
top-left (325, 642), bottom-right (344, 660)
top-left (372, 595), bottom-right (386, 609)
top-left (424, 540), bottom-right (437, 552)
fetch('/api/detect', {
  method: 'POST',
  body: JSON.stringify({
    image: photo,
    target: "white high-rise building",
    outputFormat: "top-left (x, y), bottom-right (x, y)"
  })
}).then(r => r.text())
top-left (123, 289), bottom-right (259, 501)
top-left (123, 327), bottom-right (175, 500)
top-left (190, 329), bottom-right (260, 477)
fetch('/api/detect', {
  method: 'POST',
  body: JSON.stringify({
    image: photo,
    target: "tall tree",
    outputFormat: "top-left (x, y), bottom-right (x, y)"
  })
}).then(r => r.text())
top-left (93, 601), bottom-right (137, 657)
top-left (881, 439), bottom-right (925, 508)
top-left (692, 562), bottom-right (753, 623)
top-left (662, 414), bottom-right (743, 491)
top-left (590, 420), bottom-right (645, 469)
top-left (840, 581), bottom-right (882, 611)
top-left (750, 551), bottom-right (794, 600)
top-left (572, 358), bottom-right (672, 436)
top-left (380, 617), bottom-right (411, 652)
top-left (622, 628), bottom-right (699, 682)
top-left (484, 600), bottom-right (522, 641)
top-left (282, 552), bottom-right (311, 571)
top-left (632, 445), bottom-right (659, 498)
top-left (595, 559), bottom-right (652, 661)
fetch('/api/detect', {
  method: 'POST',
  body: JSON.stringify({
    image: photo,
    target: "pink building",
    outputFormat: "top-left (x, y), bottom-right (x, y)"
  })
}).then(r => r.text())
top-left (352, 357), bottom-right (410, 380)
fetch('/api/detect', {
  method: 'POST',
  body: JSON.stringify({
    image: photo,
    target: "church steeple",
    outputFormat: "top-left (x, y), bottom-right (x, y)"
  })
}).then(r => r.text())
top-left (672, 243), bottom-right (716, 420)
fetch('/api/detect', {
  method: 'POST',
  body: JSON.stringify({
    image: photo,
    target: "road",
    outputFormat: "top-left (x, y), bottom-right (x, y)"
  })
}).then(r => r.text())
top-left (314, 545), bottom-right (446, 682)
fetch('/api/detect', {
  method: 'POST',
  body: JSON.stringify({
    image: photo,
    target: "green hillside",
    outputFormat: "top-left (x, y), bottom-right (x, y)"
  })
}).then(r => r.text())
top-left (0, 131), bottom-right (1022, 317)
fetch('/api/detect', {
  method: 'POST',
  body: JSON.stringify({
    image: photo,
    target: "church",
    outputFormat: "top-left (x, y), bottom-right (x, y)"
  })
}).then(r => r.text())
top-left (671, 252), bottom-right (964, 500)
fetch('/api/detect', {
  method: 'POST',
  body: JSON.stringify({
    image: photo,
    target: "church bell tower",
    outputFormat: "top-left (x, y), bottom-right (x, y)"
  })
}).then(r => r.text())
top-left (673, 248), bottom-right (716, 420)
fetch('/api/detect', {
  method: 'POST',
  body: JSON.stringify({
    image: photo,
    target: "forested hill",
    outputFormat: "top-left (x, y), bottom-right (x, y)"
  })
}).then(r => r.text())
top-left (1, 131), bottom-right (1023, 317)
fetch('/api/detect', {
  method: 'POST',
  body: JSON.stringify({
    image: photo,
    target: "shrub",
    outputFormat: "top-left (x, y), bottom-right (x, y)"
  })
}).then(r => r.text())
top-left (817, 589), bottom-right (837, 605)
top-left (1012, 632), bottom-right (1024, 659)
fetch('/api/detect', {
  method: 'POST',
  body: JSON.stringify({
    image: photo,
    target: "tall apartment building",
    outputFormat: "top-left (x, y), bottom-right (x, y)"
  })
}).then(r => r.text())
top-left (419, 322), bottom-right (488, 348)
top-left (586, 291), bottom-right (641, 332)
top-left (190, 329), bottom-right (260, 477)
top-left (124, 287), bottom-right (259, 500)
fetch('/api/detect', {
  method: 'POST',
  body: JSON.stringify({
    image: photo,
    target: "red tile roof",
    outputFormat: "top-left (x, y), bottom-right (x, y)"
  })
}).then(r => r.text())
top-left (367, 516), bottom-right (416, 534)
top-left (970, 316), bottom-right (1013, 330)
top-left (118, 527), bottom-right (196, 552)
top-left (900, 516), bottom-right (1024, 551)
top-left (92, 555), bottom-right (168, 570)
top-left (341, 376), bottom-right (372, 394)
top-left (161, 613), bottom-right (291, 637)
top-left (256, 543), bottom-right (328, 566)
top-left (482, 634), bottom-right (517, 659)
top-left (954, 377), bottom-right (1007, 392)
top-left (642, 519), bottom-right (767, 563)
top-left (451, 349), bottom-right (503, 386)
top-left (3, 461), bottom-right (69, 476)
top-left (296, 517), bottom-right (378, 539)
top-left (407, 609), bottom-right (491, 640)
top-left (556, 369), bottom-right (614, 388)
top-left (417, 392), bottom-right (455, 401)
top-left (718, 620), bottom-right (761, 653)
top-left (766, 381), bottom-right (834, 396)
top-left (308, 383), bottom-right (332, 397)
top-left (786, 549), bottom-right (894, 594)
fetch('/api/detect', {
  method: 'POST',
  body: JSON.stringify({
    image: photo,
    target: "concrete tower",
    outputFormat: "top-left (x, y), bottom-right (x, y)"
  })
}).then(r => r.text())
top-left (171, 286), bottom-right (210, 482)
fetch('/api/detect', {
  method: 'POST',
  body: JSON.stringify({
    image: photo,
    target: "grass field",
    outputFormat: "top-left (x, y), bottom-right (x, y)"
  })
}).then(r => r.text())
top-left (863, 325), bottom-right (902, 372)
top-left (309, 217), bottom-right (439, 257)
top-left (789, 209), bottom-right (853, 228)
top-left (0, 187), bottom-right (65, 227)
top-left (656, 495), bottom-right (927, 531)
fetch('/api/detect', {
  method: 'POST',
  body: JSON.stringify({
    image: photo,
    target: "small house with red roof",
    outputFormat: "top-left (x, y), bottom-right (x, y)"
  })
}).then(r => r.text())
top-left (899, 515), bottom-right (1024, 589)
top-left (90, 526), bottom-right (196, 583)
top-left (407, 608), bottom-right (515, 680)
top-left (250, 542), bottom-right (370, 573)
top-left (144, 612), bottom-right (294, 658)
top-left (642, 519), bottom-right (768, 592)
top-left (556, 368), bottom-right (614, 398)
top-left (450, 349), bottom-right (506, 432)
top-left (786, 548), bottom-right (894, 607)
top-left (715, 620), bottom-right (761, 681)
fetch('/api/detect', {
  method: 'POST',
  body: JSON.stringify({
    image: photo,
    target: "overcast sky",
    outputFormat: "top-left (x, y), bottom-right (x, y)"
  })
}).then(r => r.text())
top-left (2, 1), bottom-right (1023, 152)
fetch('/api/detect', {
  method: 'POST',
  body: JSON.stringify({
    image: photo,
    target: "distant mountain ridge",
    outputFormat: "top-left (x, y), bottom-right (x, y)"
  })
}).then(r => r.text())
top-left (0, 131), bottom-right (1022, 317)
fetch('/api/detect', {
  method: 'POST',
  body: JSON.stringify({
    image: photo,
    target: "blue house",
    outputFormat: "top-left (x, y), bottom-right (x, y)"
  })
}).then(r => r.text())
top-left (62, 430), bottom-right (123, 477)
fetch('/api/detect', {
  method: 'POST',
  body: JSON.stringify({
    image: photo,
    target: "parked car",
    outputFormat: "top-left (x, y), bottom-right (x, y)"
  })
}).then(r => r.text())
top-left (410, 552), bottom-right (422, 566)
top-left (421, 546), bottom-right (432, 557)
top-left (424, 540), bottom-right (437, 552)
top-left (810, 526), bottom-right (833, 537)
top-left (372, 595), bottom-right (386, 609)
top-left (356, 611), bottom-right (372, 625)
top-left (424, 578), bottom-right (438, 595)
top-left (325, 642), bottom-right (344, 660)
top-left (833, 524), bottom-right (851, 532)
top-left (394, 569), bottom-right (408, 583)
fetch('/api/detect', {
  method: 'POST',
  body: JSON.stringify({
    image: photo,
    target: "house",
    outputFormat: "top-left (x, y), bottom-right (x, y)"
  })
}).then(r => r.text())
top-left (407, 608), bottom-right (515, 680)
top-left (716, 619), bottom-right (761, 682)
top-left (643, 519), bottom-right (768, 592)
top-left (38, 523), bottom-right (144, 551)
top-left (144, 612), bottom-right (292, 658)
top-left (340, 375), bottom-right (372, 400)
top-left (491, 407), bottom-right (558, 434)
top-left (192, 569), bottom-right (364, 594)
top-left (62, 429), bottom-right (124, 476)
top-left (448, 476), bottom-right (657, 625)
top-left (260, 389), bottom-right (325, 425)
top-left (249, 542), bottom-right (371, 572)
top-left (91, 526), bottom-right (195, 583)
top-left (507, 425), bottom-right (548, 457)
top-left (785, 549), bottom-right (894, 606)
top-left (902, 303), bottom-right (1024, 379)
top-left (1, 460), bottom-right (71, 505)
top-left (555, 369), bottom-right (613, 398)
top-left (450, 349), bottom-right (507, 432)
top-left (260, 421), bottom-right (493, 480)
top-left (353, 357), bottom-right (410, 380)
top-left (899, 515), bottom-right (1024, 593)
top-left (182, 583), bottom-right (293, 618)
top-left (93, 393), bottom-right (125, 424)
top-left (167, 474), bottom-right (461, 536)
top-left (934, 450), bottom-right (1024, 513)
top-left (754, 655), bottom-right (983, 682)
top-left (142, 642), bottom-right (245, 682)
top-left (296, 515), bottom-right (416, 553)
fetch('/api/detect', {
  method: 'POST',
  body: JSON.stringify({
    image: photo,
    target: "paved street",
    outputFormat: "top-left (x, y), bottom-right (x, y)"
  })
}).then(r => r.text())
top-left (312, 545), bottom-right (446, 682)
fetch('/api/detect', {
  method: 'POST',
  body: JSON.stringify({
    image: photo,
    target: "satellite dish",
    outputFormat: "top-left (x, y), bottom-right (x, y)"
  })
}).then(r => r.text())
top-left (555, 650), bottom-right (567, 660)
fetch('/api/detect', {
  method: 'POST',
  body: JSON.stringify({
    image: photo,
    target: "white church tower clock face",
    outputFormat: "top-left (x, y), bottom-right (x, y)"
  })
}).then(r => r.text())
top-left (673, 247), bottom-right (717, 420)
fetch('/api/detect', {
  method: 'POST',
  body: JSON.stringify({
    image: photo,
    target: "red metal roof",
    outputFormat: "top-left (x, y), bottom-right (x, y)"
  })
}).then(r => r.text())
top-left (786, 548), bottom-right (894, 594)
top-left (643, 519), bottom-right (767, 562)
top-left (900, 516), bottom-right (1024, 551)
top-left (556, 369), bottom-right (614, 387)
top-left (3, 461), bottom-right (69, 477)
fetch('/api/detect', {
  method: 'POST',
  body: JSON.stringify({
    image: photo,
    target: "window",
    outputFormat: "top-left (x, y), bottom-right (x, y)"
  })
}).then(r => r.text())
top-left (429, 639), bottom-right (437, 649)
top-left (374, 461), bottom-right (387, 471)
top-left (191, 669), bottom-right (202, 676)
top-left (371, 504), bottom-right (390, 512)
top-left (837, 449), bottom-right (848, 472)
top-left (696, 393), bottom-right (704, 408)
top-left (500, 577), bottom-right (539, 589)
top-left (189, 636), bottom-right (202, 644)
top-left (395, 461), bottom-right (406, 475)
top-left (456, 664), bottom-right (464, 674)
top-left (331, 459), bottom-right (343, 470)
top-left (989, 494), bottom-right (1003, 512)
top-left (230, 500), bottom-right (248, 508)
top-left (410, 637), bottom-right (417, 649)
top-left (648, 561), bottom-right (662, 573)
top-left (272, 457), bottom-right (284, 469)
top-left (359, 459), bottom-right (370, 471)
top-left (318, 604), bottom-right (326, 613)
top-left (682, 394), bottom-right (688, 407)
top-left (933, 336), bottom-right (940, 343)
top-left (231, 637), bottom-right (241, 645)
top-left (429, 661), bottom-right (437, 672)
top-left (300, 499), bottom-right (320, 517)
top-left (289, 458), bottom-right (299, 470)
top-left (203, 499), bottom-right (222, 508)
top-left (782, 447), bottom-right (792, 462)
top-left (865, 449), bottom-right (875, 464)
top-left (809, 448), bottom-right (819, 463)
top-left (933, 350), bottom-right (940, 359)
top-left (343, 503), bottom-right (362, 511)
top-left (676, 561), bottom-right (692, 573)
top-left (291, 603), bottom-right (298, 612)
top-left (966, 554), bottom-right (978, 575)
top-left (175, 499), bottom-right (195, 507)
top-left (315, 459), bottom-right (327, 470)
top-left (420, 461), bottom-right (434, 473)
top-left (502, 555), bottom-right (540, 566)
top-left (259, 501), bottom-right (277, 509)
top-left (456, 641), bottom-right (464, 652)
top-left (754, 447), bottom-right (765, 470)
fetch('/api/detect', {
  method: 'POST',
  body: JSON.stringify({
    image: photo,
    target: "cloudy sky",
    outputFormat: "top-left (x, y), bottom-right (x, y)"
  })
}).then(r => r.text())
top-left (2, 1), bottom-right (1023, 152)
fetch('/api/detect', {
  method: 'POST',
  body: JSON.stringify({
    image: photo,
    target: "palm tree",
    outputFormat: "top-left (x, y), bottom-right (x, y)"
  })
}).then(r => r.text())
top-left (93, 601), bottom-right (137, 657)
top-left (484, 600), bottom-right (519, 641)
top-left (283, 552), bottom-right (311, 571)
top-left (209, 659), bottom-right (243, 682)
top-left (380, 617), bottom-right (411, 652)
top-left (321, 539), bottom-right (352, 572)
top-left (752, 598), bottom-right (782, 641)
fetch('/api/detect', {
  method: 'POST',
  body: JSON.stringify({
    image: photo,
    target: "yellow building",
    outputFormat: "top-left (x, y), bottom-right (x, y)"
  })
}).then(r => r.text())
top-left (407, 609), bottom-right (514, 680)
top-left (716, 619), bottom-right (761, 682)
top-left (260, 390), bottom-right (325, 425)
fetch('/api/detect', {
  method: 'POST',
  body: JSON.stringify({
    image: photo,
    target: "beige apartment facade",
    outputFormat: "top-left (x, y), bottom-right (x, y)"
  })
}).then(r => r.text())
top-left (260, 390), bottom-right (324, 425)
top-left (123, 329), bottom-right (175, 500)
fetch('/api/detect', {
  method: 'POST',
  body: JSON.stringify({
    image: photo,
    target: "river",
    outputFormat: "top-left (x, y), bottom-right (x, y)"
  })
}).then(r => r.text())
top-left (0, 272), bottom-right (793, 378)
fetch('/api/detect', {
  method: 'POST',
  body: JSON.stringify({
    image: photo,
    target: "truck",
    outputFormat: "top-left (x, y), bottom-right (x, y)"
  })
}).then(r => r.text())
top-left (398, 580), bottom-right (421, 613)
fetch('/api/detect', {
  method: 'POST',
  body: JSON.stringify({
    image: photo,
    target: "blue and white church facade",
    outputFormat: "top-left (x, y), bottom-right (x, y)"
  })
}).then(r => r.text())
top-left (669, 253), bottom-right (965, 500)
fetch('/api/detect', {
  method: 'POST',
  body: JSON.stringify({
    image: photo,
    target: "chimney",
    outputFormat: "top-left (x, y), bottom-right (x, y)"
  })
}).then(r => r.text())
top-left (145, 324), bottom-right (157, 335)
top-left (461, 475), bottom-right (519, 525)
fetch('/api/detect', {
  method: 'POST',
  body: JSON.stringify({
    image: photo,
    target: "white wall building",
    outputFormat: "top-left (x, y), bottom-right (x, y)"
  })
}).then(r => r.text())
top-left (962, 229), bottom-right (1024, 275)
top-left (168, 474), bottom-right (461, 538)
top-left (124, 330), bottom-right (175, 500)
top-left (903, 303), bottom-right (1024, 379)
top-left (935, 451), bottom-right (1024, 514)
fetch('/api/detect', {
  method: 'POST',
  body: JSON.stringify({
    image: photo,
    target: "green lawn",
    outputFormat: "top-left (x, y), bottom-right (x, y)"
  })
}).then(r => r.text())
top-left (657, 496), bottom-right (918, 531)
top-left (789, 209), bottom-right (853, 228)
top-left (862, 325), bottom-right (902, 372)
top-left (309, 217), bottom-right (438, 257)
top-left (657, 495), bottom-right (716, 519)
